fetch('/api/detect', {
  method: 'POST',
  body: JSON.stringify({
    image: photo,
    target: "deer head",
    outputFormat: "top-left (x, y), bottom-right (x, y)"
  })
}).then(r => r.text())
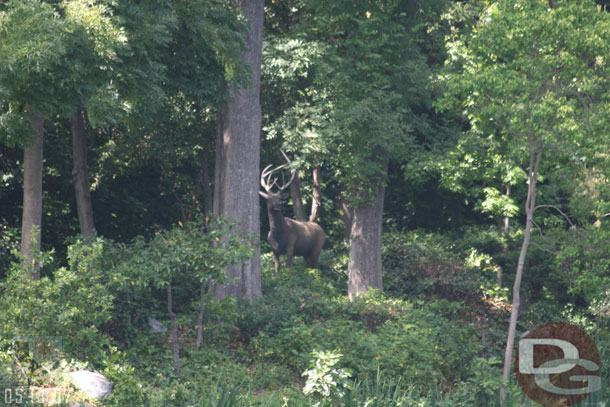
top-left (259, 151), bottom-right (296, 211)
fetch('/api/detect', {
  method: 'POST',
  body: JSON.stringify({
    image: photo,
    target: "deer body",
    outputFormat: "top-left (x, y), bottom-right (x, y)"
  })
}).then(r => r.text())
top-left (266, 201), bottom-right (325, 272)
top-left (260, 153), bottom-right (326, 273)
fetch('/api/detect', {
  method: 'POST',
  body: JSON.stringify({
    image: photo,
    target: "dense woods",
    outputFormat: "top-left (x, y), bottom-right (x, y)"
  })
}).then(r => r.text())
top-left (1, 0), bottom-right (610, 406)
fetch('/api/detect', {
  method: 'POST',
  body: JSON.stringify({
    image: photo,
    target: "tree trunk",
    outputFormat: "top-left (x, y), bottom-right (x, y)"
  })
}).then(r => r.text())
top-left (309, 164), bottom-right (322, 222)
top-left (496, 184), bottom-right (511, 288)
top-left (21, 106), bottom-right (44, 280)
top-left (200, 152), bottom-right (213, 217)
top-left (337, 197), bottom-right (353, 238)
top-left (211, 0), bottom-right (264, 303)
top-left (500, 139), bottom-right (543, 402)
top-left (71, 107), bottom-right (95, 238)
top-left (167, 282), bottom-right (181, 375)
top-left (289, 173), bottom-right (306, 221)
top-left (347, 160), bottom-right (388, 300)
top-left (196, 280), bottom-right (208, 350)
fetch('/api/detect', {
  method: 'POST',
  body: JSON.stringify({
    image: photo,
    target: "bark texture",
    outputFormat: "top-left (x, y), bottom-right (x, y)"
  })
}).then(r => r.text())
top-left (71, 107), bottom-right (95, 237)
top-left (289, 174), bottom-right (307, 221)
top-left (337, 196), bottom-right (353, 238)
top-left (212, 0), bottom-right (264, 302)
top-left (21, 107), bottom-right (44, 280)
top-left (347, 160), bottom-right (388, 300)
top-left (309, 164), bottom-right (322, 222)
top-left (500, 139), bottom-right (543, 401)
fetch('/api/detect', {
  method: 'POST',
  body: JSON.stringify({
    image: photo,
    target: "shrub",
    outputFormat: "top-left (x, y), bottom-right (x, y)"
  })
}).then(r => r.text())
top-left (382, 231), bottom-right (480, 300)
top-left (0, 242), bottom-right (113, 368)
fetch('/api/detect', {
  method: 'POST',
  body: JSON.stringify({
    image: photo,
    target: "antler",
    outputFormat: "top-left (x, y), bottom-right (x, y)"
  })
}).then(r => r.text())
top-left (260, 150), bottom-right (296, 193)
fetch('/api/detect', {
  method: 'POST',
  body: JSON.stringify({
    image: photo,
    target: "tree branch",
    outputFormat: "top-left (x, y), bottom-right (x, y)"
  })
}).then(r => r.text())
top-left (534, 204), bottom-right (575, 228)
top-left (530, 241), bottom-right (557, 256)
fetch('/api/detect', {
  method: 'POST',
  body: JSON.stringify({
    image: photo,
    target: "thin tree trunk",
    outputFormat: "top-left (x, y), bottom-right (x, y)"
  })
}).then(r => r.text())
top-left (71, 107), bottom-right (95, 238)
top-left (196, 280), bottom-right (208, 350)
top-left (496, 184), bottom-right (511, 288)
top-left (21, 106), bottom-right (44, 280)
top-left (289, 173), bottom-right (306, 221)
top-left (309, 164), bottom-right (322, 222)
top-left (503, 185), bottom-right (510, 235)
top-left (337, 197), bottom-right (353, 238)
top-left (500, 139), bottom-right (543, 402)
top-left (167, 282), bottom-right (181, 375)
top-left (212, 0), bottom-right (264, 303)
top-left (200, 152), bottom-right (213, 217)
top-left (347, 160), bottom-right (388, 300)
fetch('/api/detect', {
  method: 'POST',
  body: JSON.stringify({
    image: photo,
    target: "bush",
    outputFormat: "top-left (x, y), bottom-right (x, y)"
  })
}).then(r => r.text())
top-left (0, 242), bottom-right (113, 368)
top-left (382, 231), bottom-right (480, 300)
top-left (250, 285), bottom-right (480, 391)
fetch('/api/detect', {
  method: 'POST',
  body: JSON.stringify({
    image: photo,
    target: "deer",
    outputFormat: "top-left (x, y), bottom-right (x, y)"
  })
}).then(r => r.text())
top-left (259, 152), bottom-right (326, 273)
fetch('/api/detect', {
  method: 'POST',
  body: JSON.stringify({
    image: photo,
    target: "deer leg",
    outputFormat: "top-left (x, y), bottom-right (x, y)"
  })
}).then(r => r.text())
top-left (306, 236), bottom-right (324, 269)
top-left (285, 246), bottom-right (294, 268)
top-left (273, 251), bottom-right (281, 273)
top-left (305, 255), bottom-right (318, 269)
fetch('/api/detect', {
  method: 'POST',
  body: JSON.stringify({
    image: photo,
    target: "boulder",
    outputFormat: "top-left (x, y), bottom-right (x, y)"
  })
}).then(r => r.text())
top-left (148, 317), bottom-right (168, 333)
top-left (69, 370), bottom-right (112, 399)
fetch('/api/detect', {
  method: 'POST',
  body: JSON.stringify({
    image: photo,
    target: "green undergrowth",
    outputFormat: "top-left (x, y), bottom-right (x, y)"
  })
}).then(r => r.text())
top-left (1, 229), bottom-right (609, 406)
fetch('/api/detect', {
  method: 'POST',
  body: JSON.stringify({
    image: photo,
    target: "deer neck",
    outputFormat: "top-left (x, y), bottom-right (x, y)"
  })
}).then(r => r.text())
top-left (268, 207), bottom-right (288, 233)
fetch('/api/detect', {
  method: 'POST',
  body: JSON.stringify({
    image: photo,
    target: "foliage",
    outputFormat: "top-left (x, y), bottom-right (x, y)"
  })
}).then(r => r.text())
top-left (249, 270), bottom-right (480, 391)
top-left (263, 0), bottom-right (450, 205)
top-left (382, 231), bottom-right (482, 300)
top-left (0, 244), bottom-right (113, 367)
top-left (2, 0), bottom-right (610, 405)
top-left (302, 350), bottom-right (351, 406)
top-left (115, 217), bottom-right (254, 291)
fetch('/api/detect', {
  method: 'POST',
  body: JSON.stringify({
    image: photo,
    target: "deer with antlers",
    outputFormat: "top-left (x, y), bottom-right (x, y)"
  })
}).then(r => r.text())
top-left (259, 152), bottom-right (326, 273)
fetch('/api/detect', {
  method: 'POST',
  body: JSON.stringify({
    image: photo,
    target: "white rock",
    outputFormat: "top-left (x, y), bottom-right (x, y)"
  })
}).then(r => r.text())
top-left (69, 370), bottom-right (112, 398)
top-left (148, 317), bottom-right (168, 333)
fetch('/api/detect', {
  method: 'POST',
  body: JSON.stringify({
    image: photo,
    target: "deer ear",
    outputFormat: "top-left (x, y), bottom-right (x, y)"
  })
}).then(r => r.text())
top-left (281, 191), bottom-right (290, 200)
top-left (259, 191), bottom-right (269, 199)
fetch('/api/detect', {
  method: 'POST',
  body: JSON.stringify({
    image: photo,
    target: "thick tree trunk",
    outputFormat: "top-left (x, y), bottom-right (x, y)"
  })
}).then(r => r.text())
top-left (21, 107), bottom-right (44, 280)
top-left (500, 140), bottom-right (543, 402)
top-left (309, 164), bottom-right (322, 222)
top-left (167, 282), bottom-right (181, 375)
top-left (347, 160), bottom-right (388, 300)
top-left (71, 107), bottom-right (95, 237)
top-left (212, 0), bottom-right (264, 303)
top-left (289, 174), bottom-right (307, 221)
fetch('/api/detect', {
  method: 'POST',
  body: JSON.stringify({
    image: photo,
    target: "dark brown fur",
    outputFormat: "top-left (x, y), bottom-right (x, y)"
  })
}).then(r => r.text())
top-left (264, 197), bottom-right (325, 272)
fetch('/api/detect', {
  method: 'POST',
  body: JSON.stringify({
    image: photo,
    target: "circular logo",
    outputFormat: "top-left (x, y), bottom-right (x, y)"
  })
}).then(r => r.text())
top-left (515, 322), bottom-right (602, 406)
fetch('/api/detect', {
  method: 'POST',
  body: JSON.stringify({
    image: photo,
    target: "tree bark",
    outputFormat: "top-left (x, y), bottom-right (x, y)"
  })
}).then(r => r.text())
top-left (211, 0), bottom-right (264, 303)
top-left (347, 160), bottom-right (388, 300)
top-left (289, 173), bottom-right (307, 221)
top-left (167, 282), bottom-right (181, 375)
top-left (71, 107), bottom-right (95, 238)
top-left (337, 197), bottom-right (353, 238)
top-left (21, 106), bottom-right (44, 280)
top-left (309, 164), bottom-right (322, 222)
top-left (500, 139), bottom-right (543, 402)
